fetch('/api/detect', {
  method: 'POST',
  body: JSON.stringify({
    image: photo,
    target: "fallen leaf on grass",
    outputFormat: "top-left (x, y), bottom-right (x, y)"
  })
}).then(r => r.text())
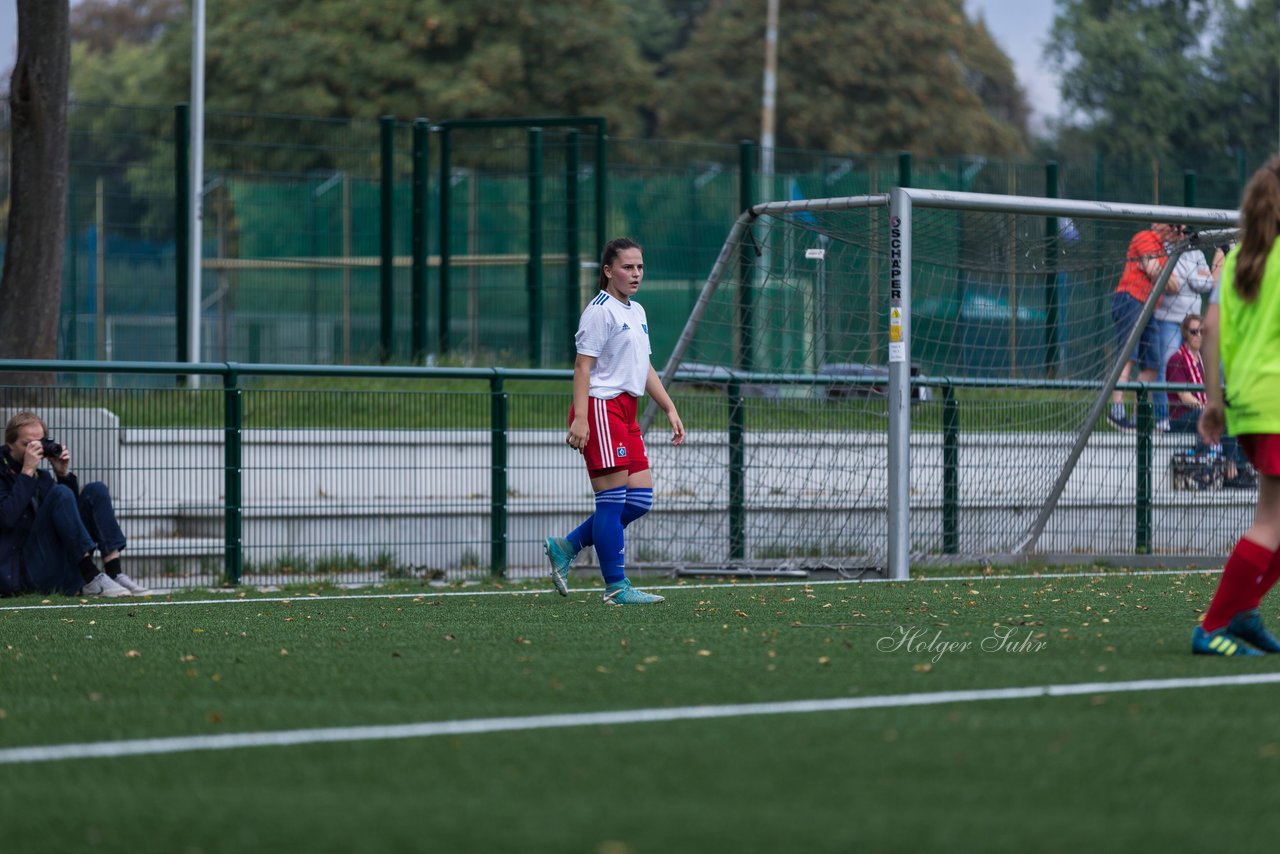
top-left (696, 649), bottom-right (712, 657)
top-left (125, 650), bottom-right (141, 658)
top-left (912, 663), bottom-right (931, 673)
top-left (818, 656), bottom-right (831, 665)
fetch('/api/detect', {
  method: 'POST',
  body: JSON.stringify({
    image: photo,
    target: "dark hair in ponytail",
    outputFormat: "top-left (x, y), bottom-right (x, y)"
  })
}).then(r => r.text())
top-left (1235, 156), bottom-right (1280, 303)
top-left (597, 237), bottom-right (642, 291)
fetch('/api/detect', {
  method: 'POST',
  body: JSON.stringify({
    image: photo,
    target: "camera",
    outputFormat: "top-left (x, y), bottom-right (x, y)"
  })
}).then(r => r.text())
top-left (39, 438), bottom-right (64, 458)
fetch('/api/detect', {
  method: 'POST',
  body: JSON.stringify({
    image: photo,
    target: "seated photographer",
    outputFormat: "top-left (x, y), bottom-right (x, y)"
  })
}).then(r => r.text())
top-left (0, 411), bottom-right (148, 597)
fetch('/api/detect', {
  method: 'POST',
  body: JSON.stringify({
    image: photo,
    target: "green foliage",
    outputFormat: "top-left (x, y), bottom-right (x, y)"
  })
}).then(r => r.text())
top-left (656, 0), bottom-right (1030, 156)
top-left (1045, 0), bottom-right (1277, 165)
top-left (1207, 0), bottom-right (1280, 164)
top-left (70, 0), bottom-right (656, 136)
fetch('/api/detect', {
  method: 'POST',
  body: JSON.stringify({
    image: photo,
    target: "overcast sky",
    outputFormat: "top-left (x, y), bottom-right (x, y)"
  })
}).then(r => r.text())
top-left (0, 0), bottom-right (1064, 130)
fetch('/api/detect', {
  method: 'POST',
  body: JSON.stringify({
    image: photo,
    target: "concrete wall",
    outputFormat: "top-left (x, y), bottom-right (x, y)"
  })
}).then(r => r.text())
top-left (8, 413), bottom-right (1249, 578)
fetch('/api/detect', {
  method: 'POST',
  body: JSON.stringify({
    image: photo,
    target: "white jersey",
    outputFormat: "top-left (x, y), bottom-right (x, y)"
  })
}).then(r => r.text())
top-left (574, 291), bottom-right (652, 399)
top-left (1153, 246), bottom-right (1215, 322)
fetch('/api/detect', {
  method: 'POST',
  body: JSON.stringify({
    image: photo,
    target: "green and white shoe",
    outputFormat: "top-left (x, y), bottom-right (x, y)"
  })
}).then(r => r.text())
top-left (544, 536), bottom-right (577, 596)
top-left (602, 578), bottom-right (665, 605)
top-left (1191, 625), bottom-right (1262, 657)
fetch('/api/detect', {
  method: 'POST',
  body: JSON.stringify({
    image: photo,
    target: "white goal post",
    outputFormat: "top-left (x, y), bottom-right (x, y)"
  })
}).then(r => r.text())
top-left (645, 188), bottom-right (1238, 579)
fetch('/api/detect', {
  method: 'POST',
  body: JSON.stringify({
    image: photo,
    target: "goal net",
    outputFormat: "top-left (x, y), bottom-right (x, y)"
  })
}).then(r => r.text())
top-left (641, 190), bottom-right (1239, 576)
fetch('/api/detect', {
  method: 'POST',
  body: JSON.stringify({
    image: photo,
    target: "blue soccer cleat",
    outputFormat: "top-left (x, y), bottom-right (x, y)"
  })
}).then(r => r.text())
top-left (544, 536), bottom-right (577, 596)
top-left (602, 578), bottom-right (665, 605)
top-left (1191, 625), bottom-right (1263, 657)
top-left (1226, 609), bottom-right (1280, 653)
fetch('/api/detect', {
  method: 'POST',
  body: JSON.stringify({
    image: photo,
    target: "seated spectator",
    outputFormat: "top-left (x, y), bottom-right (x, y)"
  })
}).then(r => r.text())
top-left (1166, 317), bottom-right (1252, 486)
top-left (0, 411), bottom-right (148, 597)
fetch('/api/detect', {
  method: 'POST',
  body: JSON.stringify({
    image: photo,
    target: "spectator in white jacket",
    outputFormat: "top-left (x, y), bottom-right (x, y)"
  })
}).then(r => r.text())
top-left (1151, 227), bottom-right (1215, 430)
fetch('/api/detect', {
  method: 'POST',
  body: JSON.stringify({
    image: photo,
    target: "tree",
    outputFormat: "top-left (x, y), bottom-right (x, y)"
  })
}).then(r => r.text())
top-left (1046, 0), bottom-right (1223, 162)
top-left (0, 0), bottom-right (70, 387)
top-left (653, 0), bottom-right (1030, 156)
top-left (70, 0), bottom-right (185, 55)
top-left (1206, 0), bottom-right (1280, 166)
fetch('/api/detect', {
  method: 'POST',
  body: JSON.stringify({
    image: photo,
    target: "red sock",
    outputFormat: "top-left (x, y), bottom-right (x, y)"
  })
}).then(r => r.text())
top-left (1203, 538), bottom-right (1276, 632)
top-left (1249, 547), bottom-right (1280, 609)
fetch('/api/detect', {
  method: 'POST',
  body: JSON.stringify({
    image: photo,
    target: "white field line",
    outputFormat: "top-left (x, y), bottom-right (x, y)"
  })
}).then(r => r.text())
top-left (0, 566), bottom-right (1222, 613)
top-left (3, 672), bottom-right (1278, 766)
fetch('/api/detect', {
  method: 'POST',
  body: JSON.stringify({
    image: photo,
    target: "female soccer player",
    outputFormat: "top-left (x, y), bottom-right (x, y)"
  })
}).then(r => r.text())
top-left (1194, 157), bottom-right (1280, 655)
top-left (543, 238), bottom-right (685, 604)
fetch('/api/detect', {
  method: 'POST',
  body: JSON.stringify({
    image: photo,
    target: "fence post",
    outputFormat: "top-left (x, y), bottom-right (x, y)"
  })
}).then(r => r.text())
top-left (1184, 169), bottom-right (1197, 207)
top-left (175, 103), bottom-right (190, 363)
top-left (438, 125), bottom-right (452, 357)
top-left (737, 140), bottom-right (756, 373)
top-left (1135, 388), bottom-right (1153, 554)
top-left (728, 380), bottom-right (746, 560)
top-left (565, 129), bottom-right (580, 362)
top-left (411, 118), bottom-right (430, 363)
top-left (595, 122), bottom-right (607, 260)
top-left (528, 127), bottom-right (544, 367)
top-left (898, 151), bottom-right (912, 188)
top-left (490, 374), bottom-right (508, 576)
top-left (223, 367), bottom-right (243, 585)
top-left (379, 115), bottom-right (395, 363)
top-left (943, 385), bottom-right (959, 554)
top-left (1045, 161), bottom-right (1060, 376)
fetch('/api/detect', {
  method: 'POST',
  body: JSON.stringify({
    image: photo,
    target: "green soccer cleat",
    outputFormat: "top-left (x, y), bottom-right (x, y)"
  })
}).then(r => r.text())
top-left (1226, 609), bottom-right (1280, 653)
top-left (544, 536), bottom-right (577, 596)
top-left (602, 578), bottom-right (665, 605)
top-left (1191, 625), bottom-right (1263, 657)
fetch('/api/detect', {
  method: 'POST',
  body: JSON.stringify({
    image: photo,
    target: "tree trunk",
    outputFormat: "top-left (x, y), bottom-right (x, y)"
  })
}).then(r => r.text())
top-left (0, 0), bottom-right (70, 394)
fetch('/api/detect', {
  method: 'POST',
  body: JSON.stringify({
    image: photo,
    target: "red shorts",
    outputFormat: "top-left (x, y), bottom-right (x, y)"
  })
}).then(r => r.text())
top-left (1237, 434), bottom-right (1280, 477)
top-left (570, 394), bottom-right (649, 477)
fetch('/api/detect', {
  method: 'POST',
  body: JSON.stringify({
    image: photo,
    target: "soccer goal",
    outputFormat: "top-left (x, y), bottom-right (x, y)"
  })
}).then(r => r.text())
top-left (644, 188), bottom-right (1238, 578)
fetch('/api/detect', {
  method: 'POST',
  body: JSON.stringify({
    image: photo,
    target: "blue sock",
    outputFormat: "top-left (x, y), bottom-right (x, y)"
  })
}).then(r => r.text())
top-left (590, 486), bottom-right (627, 584)
top-left (566, 515), bottom-right (593, 552)
top-left (567, 487), bottom-right (653, 552)
top-left (621, 488), bottom-right (653, 526)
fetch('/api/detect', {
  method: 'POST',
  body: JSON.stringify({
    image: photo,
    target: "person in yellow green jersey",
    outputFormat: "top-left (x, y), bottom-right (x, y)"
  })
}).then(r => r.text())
top-left (1194, 156), bottom-right (1280, 655)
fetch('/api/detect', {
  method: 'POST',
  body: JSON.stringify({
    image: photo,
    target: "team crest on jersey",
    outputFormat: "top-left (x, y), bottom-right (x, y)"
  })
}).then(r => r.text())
top-left (616, 446), bottom-right (627, 457)
top-left (642, 324), bottom-right (648, 334)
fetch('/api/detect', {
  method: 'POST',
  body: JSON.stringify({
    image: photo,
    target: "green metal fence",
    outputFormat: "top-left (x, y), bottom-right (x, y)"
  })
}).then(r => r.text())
top-left (0, 102), bottom-right (1271, 370)
top-left (0, 360), bottom-right (1248, 592)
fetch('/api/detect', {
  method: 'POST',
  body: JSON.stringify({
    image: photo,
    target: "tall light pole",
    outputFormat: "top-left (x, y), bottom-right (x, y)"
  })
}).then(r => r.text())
top-left (187, 0), bottom-right (205, 377)
top-left (760, 0), bottom-right (779, 192)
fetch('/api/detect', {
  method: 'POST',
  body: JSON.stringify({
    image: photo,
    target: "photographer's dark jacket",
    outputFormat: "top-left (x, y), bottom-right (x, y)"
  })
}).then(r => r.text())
top-left (0, 451), bottom-right (80, 595)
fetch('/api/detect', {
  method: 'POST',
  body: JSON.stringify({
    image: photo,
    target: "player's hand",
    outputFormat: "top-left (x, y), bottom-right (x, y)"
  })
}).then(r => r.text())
top-left (667, 410), bottom-right (685, 446)
top-left (1198, 404), bottom-right (1225, 446)
top-left (567, 418), bottom-right (590, 453)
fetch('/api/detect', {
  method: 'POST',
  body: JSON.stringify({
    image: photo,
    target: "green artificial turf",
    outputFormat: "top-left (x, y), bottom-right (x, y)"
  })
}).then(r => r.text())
top-left (2, 570), bottom-right (1279, 853)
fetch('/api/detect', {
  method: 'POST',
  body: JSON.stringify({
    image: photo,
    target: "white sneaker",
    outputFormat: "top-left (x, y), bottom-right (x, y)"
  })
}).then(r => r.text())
top-left (82, 572), bottom-right (131, 597)
top-left (112, 573), bottom-right (152, 595)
